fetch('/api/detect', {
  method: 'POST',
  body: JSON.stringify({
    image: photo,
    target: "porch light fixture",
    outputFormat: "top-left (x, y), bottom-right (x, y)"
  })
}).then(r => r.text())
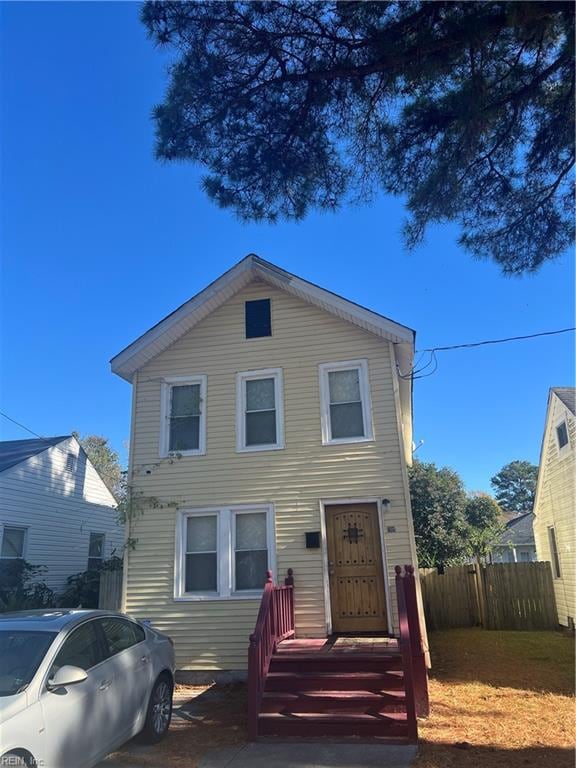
top-left (382, 498), bottom-right (391, 510)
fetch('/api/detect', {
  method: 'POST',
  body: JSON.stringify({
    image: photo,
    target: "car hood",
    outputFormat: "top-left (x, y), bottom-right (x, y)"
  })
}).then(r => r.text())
top-left (0, 690), bottom-right (29, 724)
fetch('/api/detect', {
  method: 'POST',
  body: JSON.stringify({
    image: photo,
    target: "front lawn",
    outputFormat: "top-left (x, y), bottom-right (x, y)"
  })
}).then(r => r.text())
top-left (104, 628), bottom-right (574, 768)
top-left (415, 628), bottom-right (575, 768)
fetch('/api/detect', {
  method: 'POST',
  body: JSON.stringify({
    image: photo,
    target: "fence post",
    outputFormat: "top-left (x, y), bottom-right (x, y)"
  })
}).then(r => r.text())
top-left (285, 568), bottom-right (295, 635)
top-left (403, 565), bottom-right (429, 717)
top-left (472, 561), bottom-right (487, 628)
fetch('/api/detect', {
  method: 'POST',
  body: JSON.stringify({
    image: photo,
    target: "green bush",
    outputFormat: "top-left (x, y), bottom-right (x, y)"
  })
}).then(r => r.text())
top-left (58, 555), bottom-right (124, 609)
top-left (0, 560), bottom-right (56, 612)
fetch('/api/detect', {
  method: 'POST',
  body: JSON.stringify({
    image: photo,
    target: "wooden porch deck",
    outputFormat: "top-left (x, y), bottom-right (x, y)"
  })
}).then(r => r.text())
top-left (276, 636), bottom-right (400, 655)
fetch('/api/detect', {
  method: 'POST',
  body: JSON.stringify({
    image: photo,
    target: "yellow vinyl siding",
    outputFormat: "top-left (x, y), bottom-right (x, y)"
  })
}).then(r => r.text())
top-left (125, 281), bottom-right (414, 669)
top-left (533, 393), bottom-right (576, 627)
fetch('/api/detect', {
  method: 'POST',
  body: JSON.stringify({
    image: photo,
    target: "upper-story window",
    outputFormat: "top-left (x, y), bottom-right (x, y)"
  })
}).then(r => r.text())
top-left (319, 359), bottom-right (374, 445)
top-left (160, 376), bottom-right (207, 457)
top-left (245, 299), bottom-right (271, 338)
top-left (236, 368), bottom-right (284, 452)
top-left (556, 420), bottom-right (569, 451)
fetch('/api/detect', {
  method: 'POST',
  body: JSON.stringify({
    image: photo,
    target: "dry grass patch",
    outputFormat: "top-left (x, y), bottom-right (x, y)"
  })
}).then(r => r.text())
top-left (415, 629), bottom-right (575, 768)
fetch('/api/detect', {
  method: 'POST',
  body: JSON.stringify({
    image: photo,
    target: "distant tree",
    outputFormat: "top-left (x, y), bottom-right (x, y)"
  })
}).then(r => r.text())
top-left (408, 460), bottom-right (470, 568)
top-left (142, 1), bottom-right (575, 274)
top-left (490, 460), bottom-right (538, 513)
top-left (465, 493), bottom-right (504, 561)
top-left (73, 432), bottom-right (124, 499)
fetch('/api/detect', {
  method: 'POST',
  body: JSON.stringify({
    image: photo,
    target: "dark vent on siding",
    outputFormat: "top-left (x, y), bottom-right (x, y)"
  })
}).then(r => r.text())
top-left (245, 299), bottom-right (271, 338)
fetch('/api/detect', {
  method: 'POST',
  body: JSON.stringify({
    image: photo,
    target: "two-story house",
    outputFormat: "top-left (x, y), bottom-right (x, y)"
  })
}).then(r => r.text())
top-left (533, 387), bottom-right (575, 628)
top-left (111, 255), bottom-right (421, 677)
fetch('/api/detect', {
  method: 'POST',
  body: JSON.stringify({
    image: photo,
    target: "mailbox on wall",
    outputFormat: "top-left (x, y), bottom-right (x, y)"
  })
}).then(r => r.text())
top-left (305, 531), bottom-right (321, 549)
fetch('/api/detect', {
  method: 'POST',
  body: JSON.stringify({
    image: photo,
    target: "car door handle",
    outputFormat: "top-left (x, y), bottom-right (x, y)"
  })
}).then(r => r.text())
top-left (141, 655), bottom-right (149, 664)
top-left (99, 679), bottom-right (112, 691)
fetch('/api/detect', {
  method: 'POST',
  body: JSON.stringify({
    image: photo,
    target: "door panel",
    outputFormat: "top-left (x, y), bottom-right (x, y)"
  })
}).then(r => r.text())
top-left (41, 621), bottom-right (116, 768)
top-left (325, 503), bottom-right (388, 632)
top-left (97, 618), bottom-right (153, 741)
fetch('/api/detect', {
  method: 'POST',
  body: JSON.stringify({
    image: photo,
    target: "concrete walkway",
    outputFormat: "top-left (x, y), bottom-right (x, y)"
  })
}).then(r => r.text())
top-left (199, 742), bottom-right (418, 768)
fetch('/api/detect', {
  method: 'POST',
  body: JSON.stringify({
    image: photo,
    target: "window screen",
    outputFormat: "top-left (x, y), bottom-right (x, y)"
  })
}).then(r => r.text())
top-left (245, 378), bottom-right (277, 446)
top-left (234, 512), bottom-right (268, 591)
top-left (556, 421), bottom-right (569, 449)
top-left (328, 368), bottom-right (365, 439)
top-left (245, 299), bottom-right (271, 338)
top-left (185, 515), bottom-right (218, 592)
top-left (1, 527), bottom-right (26, 558)
top-left (169, 384), bottom-right (201, 452)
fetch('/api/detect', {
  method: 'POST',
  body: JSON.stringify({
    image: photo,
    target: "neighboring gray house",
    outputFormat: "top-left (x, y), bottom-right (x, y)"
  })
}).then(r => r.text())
top-left (489, 512), bottom-right (537, 563)
top-left (0, 435), bottom-right (123, 592)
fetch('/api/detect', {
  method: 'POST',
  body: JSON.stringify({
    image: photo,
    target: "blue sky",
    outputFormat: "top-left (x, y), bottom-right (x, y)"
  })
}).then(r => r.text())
top-left (1, 2), bottom-right (574, 492)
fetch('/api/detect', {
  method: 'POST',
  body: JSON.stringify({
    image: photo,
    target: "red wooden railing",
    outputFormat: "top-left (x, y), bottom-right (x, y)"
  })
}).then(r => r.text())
top-left (248, 569), bottom-right (295, 739)
top-left (395, 564), bottom-right (430, 729)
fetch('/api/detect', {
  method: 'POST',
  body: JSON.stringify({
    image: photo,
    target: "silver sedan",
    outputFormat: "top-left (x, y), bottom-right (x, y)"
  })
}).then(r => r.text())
top-left (0, 609), bottom-right (175, 768)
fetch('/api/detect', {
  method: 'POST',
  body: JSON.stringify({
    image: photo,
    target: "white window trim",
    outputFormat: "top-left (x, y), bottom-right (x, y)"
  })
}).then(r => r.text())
top-left (160, 375), bottom-right (207, 458)
top-left (236, 368), bottom-right (284, 453)
top-left (88, 531), bottom-right (106, 568)
top-left (174, 504), bottom-right (276, 601)
top-left (319, 359), bottom-right (374, 445)
top-left (554, 415), bottom-right (571, 456)
top-left (0, 524), bottom-right (28, 560)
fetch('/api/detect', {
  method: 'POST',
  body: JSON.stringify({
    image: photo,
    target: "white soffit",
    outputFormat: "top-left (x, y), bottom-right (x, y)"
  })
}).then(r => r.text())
top-left (110, 255), bottom-right (415, 382)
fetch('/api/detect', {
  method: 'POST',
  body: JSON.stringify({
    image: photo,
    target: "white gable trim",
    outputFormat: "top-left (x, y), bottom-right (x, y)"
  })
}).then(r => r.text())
top-left (110, 255), bottom-right (414, 382)
top-left (533, 389), bottom-right (574, 519)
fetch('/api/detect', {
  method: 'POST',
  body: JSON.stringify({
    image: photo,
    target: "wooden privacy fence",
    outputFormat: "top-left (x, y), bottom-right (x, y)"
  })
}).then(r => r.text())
top-left (98, 569), bottom-right (123, 610)
top-left (420, 561), bottom-right (558, 631)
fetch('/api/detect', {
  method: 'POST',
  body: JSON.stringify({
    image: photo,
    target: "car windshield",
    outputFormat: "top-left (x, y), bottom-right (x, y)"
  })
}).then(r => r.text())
top-left (0, 630), bottom-right (57, 696)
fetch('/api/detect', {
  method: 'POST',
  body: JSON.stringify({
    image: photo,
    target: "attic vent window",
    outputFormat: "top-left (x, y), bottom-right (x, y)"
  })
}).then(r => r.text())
top-left (556, 421), bottom-right (569, 450)
top-left (245, 299), bottom-right (271, 339)
top-left (66, 452), bottom-right (77, 473)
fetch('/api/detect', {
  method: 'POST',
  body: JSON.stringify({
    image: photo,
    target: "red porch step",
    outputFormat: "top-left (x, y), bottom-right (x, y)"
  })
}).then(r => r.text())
top-left (258, 711), bottom-right (410, 738)
top-left (269, 653), bottom-right (403, 674)
top-left (261, 689), bottom-right (406, 713)
top-left (265, 670), bottom-right (405, 692)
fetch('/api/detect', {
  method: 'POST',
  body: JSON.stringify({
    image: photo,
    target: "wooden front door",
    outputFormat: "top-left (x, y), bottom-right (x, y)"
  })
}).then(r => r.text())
top-left (325, 503), bottom-right (388, 632)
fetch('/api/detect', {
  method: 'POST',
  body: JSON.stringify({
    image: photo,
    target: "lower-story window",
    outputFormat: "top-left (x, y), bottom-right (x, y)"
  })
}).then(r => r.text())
top-left (175, 504), bottom-right (275, 599)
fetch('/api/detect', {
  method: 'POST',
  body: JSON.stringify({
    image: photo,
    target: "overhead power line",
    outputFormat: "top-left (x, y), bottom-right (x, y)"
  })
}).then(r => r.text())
top-left (400, 326), bottom-right (575, 380)
top-left (417, 327), bottom-right (575, 354)
top-left (0, 411), bottom-right (46, 440)
top-left (0, 411), bottom-right (121, 482)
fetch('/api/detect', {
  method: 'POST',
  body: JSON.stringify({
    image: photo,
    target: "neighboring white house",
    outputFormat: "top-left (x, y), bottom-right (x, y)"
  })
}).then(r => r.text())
top-left (0, 435), bottom-right (123, 593)
top-left (533, 387), bottom-right (576, 628)
top-left (489, 512), bottom-right (537, 563)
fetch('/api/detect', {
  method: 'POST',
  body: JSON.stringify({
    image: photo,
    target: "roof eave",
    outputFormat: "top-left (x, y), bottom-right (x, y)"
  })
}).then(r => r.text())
top-left (110, 255), bottom-right (415, 383)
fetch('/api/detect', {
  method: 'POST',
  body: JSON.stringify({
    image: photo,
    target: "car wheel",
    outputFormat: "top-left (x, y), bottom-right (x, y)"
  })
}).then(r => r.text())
top-left (140, 673), bottom-right (173, 744)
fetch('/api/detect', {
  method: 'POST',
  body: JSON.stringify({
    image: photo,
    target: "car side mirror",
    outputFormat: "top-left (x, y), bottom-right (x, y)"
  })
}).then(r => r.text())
top-left (48, 665), bottom-right (88, 689)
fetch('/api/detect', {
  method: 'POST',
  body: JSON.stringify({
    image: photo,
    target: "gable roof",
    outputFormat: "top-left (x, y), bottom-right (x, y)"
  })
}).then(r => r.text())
top-left (110, 255), bottom-right (416, 459)
top-left (496, 512), bottom-right (535, 547)
top-left (0, 436), bottom-right (71, 473)
top-left (552, 387), bottom-right (575, 415)
top-left (111, 255), bottom-right (415, 381)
